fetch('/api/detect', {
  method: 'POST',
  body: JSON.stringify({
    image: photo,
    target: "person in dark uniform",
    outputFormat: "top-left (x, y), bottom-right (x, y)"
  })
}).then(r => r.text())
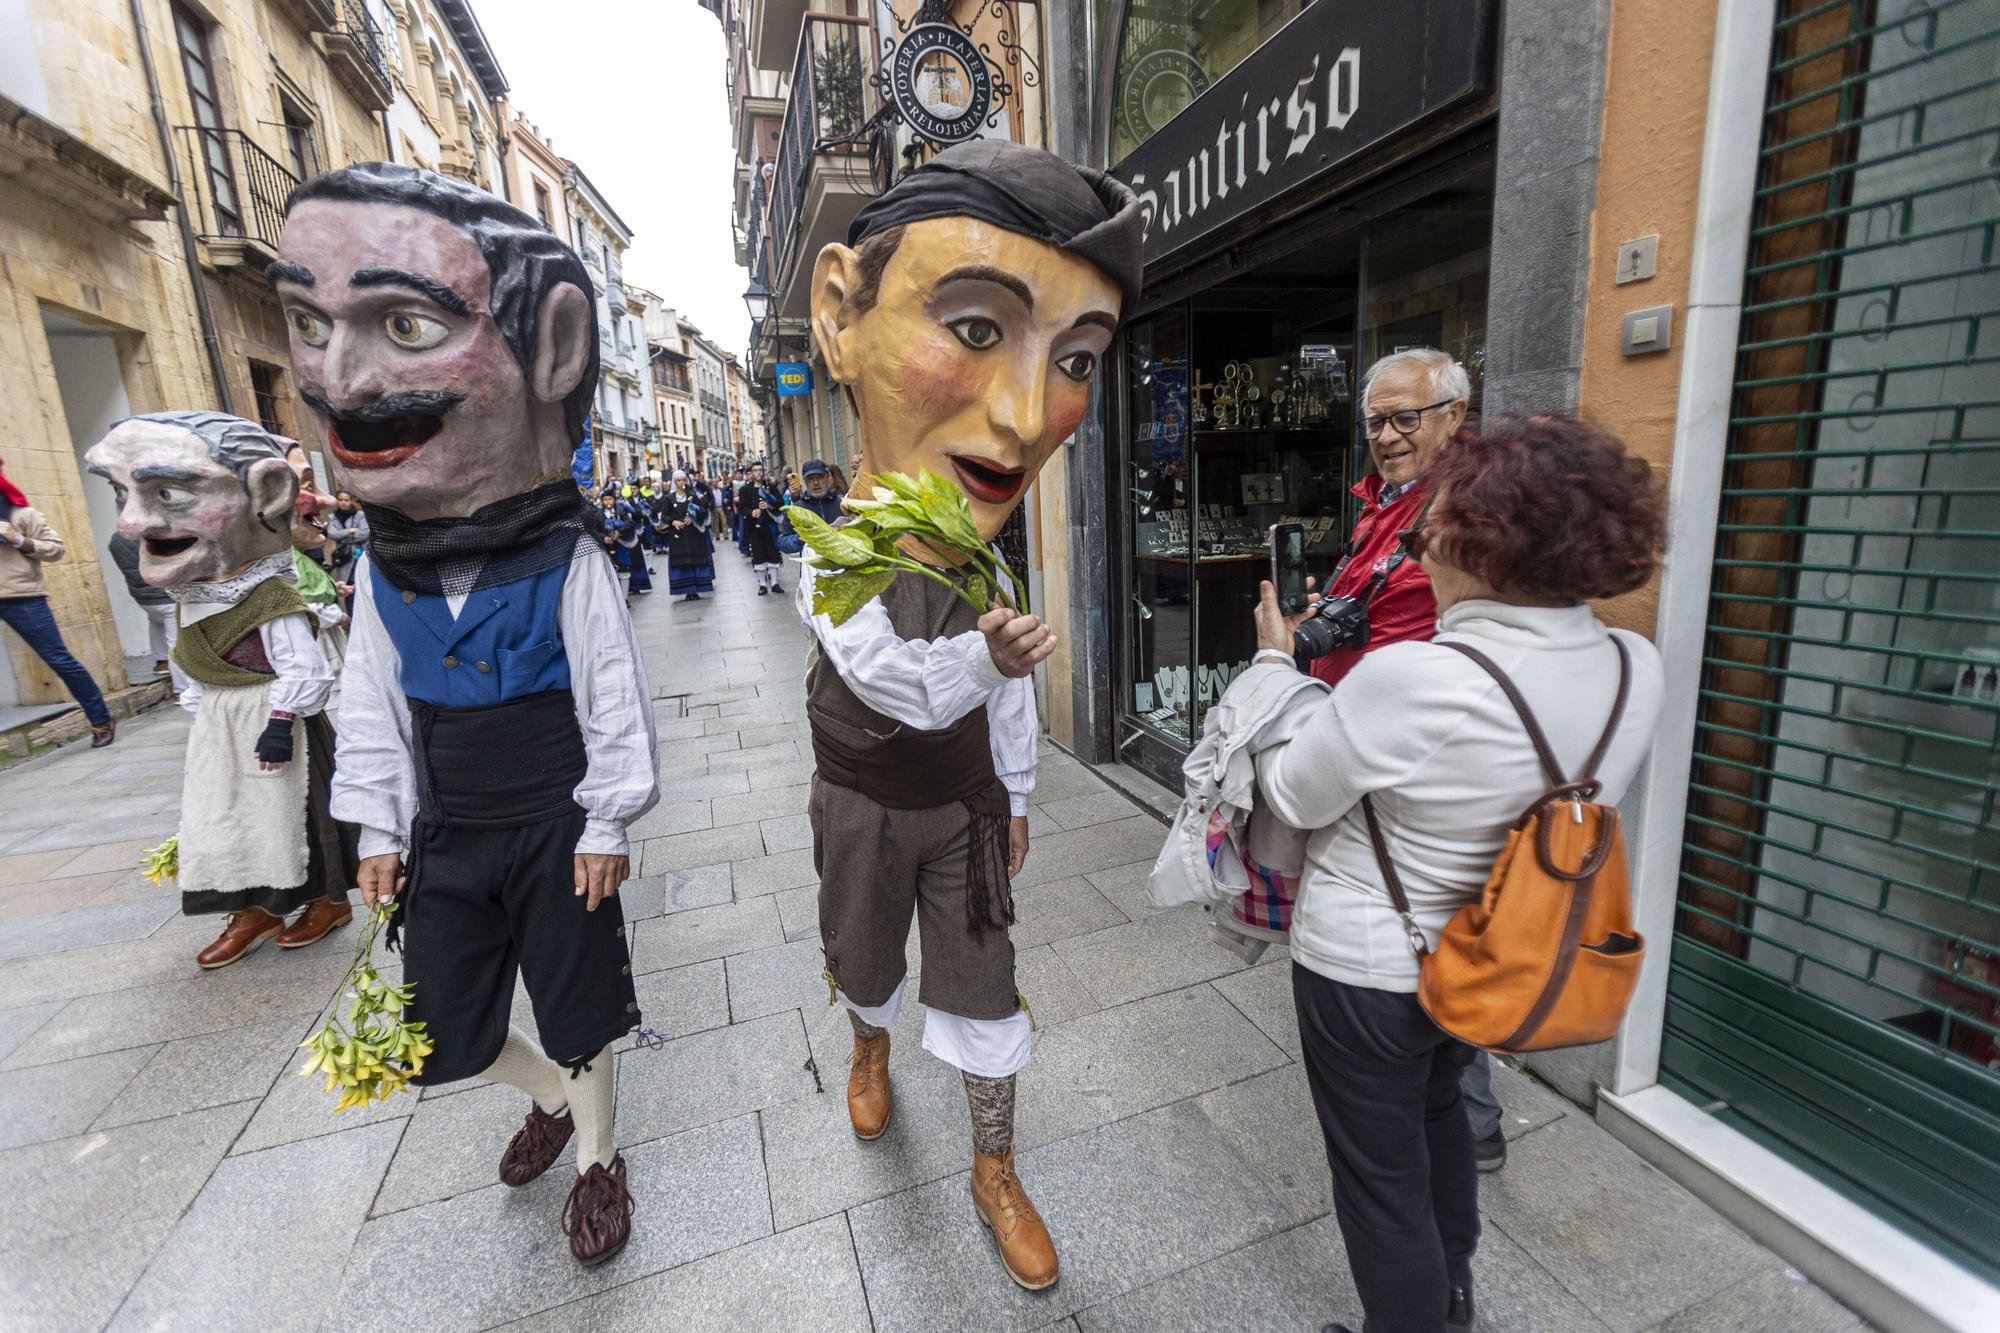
top-left (737, 460), bottom-right (785, 595)
top-left (275, 162), bottom-right (660, 1267)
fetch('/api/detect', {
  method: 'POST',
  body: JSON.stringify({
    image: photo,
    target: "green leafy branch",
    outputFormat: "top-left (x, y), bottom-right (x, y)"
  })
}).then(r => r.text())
top-left (784, 468), bottom-right (1024, 627)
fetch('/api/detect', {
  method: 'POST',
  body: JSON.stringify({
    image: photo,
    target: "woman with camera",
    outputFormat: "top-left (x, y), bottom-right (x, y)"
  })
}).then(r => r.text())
top-left (1237, 417), bottom-right (1666, 1333)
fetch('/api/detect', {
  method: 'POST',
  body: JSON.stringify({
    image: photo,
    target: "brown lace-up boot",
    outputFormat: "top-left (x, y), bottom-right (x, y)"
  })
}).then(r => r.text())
top-left (971, 1145), bottom-right (1059, 1290)
top-left (195, 909), bottom-right (282, 969)
top-left (563, 1154), bottom-right (635, 1266)
top-left (276, 896), bottom-right (353, 948)
top-left (847, 1028), bottom-right (892, 1140)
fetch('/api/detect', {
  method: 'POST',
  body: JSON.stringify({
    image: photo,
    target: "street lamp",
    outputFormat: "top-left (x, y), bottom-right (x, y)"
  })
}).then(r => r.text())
top-left (742, 274), bottom-right (772, 325)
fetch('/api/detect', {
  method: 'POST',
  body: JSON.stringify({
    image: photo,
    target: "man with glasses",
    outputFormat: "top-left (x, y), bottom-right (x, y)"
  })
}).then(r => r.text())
top-left (1310, 346), bottom-right (1509, 1178)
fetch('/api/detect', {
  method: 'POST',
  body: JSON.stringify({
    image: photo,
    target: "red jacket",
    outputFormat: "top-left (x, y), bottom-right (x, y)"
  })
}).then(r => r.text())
top-left (1307, 475), bottom-right (1438, 688)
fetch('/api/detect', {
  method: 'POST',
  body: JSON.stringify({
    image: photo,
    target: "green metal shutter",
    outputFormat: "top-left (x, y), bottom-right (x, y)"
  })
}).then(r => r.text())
top-left (1659, 0), bottom-right (2000, 1281)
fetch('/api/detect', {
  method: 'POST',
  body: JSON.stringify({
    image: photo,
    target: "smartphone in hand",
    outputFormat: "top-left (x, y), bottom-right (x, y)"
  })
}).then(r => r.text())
top-left (1269, 522), bottom-right (1309, 615)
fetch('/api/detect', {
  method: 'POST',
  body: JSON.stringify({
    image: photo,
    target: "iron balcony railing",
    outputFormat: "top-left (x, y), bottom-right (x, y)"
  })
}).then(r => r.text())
top-left (768, 12), bottom-right (877, 283)
top-left (343, 2), bottom-right (391, 89)
top-left (174, 125), bottom-right (299, 253)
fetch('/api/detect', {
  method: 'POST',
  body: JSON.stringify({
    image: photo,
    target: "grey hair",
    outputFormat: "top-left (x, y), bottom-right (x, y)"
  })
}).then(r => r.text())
top-left (117, 411), bottom-right (295, 493)
top-left (1361, 347), bottom-right (1471, 407)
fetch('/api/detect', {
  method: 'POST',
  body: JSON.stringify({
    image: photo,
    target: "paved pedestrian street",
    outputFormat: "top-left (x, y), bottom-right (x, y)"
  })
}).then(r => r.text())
top-left (0, 556), bottom-right (1868, 1333)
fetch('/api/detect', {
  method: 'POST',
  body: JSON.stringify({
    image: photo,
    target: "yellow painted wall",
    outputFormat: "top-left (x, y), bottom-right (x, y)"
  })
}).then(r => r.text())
top-left (1579, 0), bottom-right (1721, 637)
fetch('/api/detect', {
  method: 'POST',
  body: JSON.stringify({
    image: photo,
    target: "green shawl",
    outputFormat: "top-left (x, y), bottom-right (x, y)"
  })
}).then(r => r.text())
top-left (171, 577), bottom-right (311, 688)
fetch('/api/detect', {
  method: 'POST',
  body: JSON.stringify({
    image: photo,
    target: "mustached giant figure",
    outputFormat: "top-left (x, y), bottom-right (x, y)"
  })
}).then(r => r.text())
top-left (796, 139), bottom-right (1143, 1292)
top-left (273, 163), bottom-right (659, 1267)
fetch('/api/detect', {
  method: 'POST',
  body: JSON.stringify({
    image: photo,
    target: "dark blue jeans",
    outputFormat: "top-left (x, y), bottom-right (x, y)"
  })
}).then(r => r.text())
top-left (0, 596), bottom-right (112, 726)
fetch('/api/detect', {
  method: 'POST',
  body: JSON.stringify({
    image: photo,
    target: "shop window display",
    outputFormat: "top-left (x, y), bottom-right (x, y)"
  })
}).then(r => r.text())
top-left (1116, 178), bottom-right (1491, 776)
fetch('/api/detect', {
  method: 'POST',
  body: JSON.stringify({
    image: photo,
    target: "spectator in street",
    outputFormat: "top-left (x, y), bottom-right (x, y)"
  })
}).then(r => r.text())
top-left (107, 531), bottom-right (185, 692)
top-left (1236, 416), bottom-right (1665, 1333)
top-left (662, 471), bottom-right (714, 602)
top-left (0, 457), bottom-right (115, 746)
top-left (326, 490), bottom-right (368, 588)
top-left (792, 458), bottom-right (845, 523)
top-left (738, 462), bottom-right (784, 593)
top-left (1302, 347), bottom-right (1514, 1171)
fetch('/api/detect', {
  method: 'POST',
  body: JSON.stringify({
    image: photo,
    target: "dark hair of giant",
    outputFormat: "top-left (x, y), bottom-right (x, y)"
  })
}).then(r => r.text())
top-left (1423, 415), bottom-right (1664, 603)
top-left (285, 162), bottom-right (600, 446)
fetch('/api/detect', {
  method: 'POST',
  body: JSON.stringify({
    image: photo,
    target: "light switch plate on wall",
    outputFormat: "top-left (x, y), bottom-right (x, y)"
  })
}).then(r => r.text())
top-left (1616, 234), bottom-right (1660, 284)
top-left (1622, 304), bottom-right (1674, 355)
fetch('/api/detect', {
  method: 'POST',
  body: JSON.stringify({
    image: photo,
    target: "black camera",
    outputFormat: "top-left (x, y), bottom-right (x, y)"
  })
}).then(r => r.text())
top-left (1291, 550), bottom-right (1408, 661)
top-left (1293, 593), bottom-right (1372, 660)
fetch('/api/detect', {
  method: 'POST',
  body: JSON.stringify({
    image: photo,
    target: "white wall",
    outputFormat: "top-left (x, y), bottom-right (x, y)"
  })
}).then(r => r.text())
top-left (43, 321), bottom-right (146, 660)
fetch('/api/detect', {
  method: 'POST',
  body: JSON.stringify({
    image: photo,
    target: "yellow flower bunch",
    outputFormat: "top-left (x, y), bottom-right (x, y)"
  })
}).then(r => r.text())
top-left (140, 835), bottom-right (179, 886)
top-left (297, 902), bottom-right (433, 1112)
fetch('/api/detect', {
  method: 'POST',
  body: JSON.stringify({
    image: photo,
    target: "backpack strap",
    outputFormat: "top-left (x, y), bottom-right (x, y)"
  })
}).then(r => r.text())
top-left (1360, 793), bottom-right (1430, 959)
top-left (1580, 637), bottom-right (1633, 781)
top-left (1438, 641), bottom-right (1566, 788)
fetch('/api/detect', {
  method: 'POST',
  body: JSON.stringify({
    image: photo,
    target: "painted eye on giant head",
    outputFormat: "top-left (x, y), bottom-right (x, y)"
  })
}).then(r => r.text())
top-left (1056, 351), bottom-right (1098, 382)
top-left (948, 317), bottom-right (1002, 351)
top-left (153, 485), bottom-right (195, 508)
top-left (288, 309), bottom-right (331, 347)
top-left (385, 311), bottom-right (450, 350)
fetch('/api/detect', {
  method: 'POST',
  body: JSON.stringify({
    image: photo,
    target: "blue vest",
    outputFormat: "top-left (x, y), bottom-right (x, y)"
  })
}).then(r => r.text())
top-left (369, 558), bottom-right (572, 706)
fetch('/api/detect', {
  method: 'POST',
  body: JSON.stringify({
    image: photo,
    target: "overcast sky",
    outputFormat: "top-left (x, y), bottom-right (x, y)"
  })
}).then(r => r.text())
top-left (475, 0), bottom-right (748, 357)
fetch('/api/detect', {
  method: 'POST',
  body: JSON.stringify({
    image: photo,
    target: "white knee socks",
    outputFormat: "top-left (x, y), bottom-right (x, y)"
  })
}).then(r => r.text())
top-left (478, 1026), bottom-right (568, 1116)
top-left (757, 563), bottom-right (780, 590)
top-left (567, 1049), bottom-right (617, 1171)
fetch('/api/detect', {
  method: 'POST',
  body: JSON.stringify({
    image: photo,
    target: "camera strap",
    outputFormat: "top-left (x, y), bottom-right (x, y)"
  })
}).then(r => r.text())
top-left (1355, 550), bottom-right (1407, 609)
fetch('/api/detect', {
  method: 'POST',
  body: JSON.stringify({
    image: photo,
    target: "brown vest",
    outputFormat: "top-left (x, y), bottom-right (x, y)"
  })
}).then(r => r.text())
top-left (807, 566), bottom-right (1013, 934)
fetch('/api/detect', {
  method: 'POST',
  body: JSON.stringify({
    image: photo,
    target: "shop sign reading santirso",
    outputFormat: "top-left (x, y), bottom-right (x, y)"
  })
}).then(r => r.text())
top-left (1113, 0), bottom-right (1496, 269)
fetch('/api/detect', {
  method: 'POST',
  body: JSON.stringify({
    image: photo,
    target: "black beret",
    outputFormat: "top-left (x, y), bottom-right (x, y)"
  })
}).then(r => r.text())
top-left (847, 140), bottom-right (1145, 317)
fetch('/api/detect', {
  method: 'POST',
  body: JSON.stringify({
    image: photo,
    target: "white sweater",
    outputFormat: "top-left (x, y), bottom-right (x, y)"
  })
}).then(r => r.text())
top-left (1250, 599), bottom-right (1664, 992)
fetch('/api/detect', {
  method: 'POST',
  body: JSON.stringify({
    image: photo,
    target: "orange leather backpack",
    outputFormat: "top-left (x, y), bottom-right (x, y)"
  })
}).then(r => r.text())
top-left (1361, 639), bottom-right (1642, 1053)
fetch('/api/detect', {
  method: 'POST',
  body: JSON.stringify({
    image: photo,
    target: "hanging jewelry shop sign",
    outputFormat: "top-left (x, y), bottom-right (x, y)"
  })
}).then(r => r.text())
top-left (1114, 0), bottom-right (1496, 270)
top-left (873, 1), bottom-right (1039, 149)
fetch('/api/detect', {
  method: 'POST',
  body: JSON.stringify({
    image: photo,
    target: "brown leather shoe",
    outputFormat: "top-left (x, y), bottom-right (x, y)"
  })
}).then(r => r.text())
top-left (499, 1105), bottom-right (574, 1186)
top-left (562, 1154), bottom-right (634, 1266)
top-left (971, 1145), bottom-right (1059, 1290)
top-left (276, 896), bottom-right (354, 948)
top-left (90, 718), bottom-right (116, 748)
top-left (847, 1028), bottom-right (892, 1140)
top-left (195, 909), bottom-right (282, 969)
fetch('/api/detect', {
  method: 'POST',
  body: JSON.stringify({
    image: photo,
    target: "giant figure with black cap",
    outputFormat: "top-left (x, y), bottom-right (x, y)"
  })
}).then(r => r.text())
top-left (272, 163), bottom-right (660, 1267)
top-left (800, 139), bottom-right (1143, 1291)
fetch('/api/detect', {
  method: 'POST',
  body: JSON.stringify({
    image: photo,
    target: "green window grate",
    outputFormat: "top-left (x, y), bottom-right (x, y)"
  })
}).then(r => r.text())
top-left (1659, 0), bottom-right (2000, 1280)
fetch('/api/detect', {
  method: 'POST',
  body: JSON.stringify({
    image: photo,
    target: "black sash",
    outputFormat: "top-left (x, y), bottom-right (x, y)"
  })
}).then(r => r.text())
top-left (408, 688), bottom-right (586, 828)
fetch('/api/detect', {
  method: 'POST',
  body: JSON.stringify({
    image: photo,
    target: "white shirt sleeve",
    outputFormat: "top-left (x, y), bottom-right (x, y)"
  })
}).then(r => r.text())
top-left (988, 671), bottom-right (1038, 816)
top-left (328, 563), bottom-right (417, 861)
top-left (795, 558), bottom-right (1011, 731)
top-left (260, 613), bottom-right (334, 716)
top-left (561, 546), bottom-right (661, 857)
top-left (312, 600), bottom-right (345, 629)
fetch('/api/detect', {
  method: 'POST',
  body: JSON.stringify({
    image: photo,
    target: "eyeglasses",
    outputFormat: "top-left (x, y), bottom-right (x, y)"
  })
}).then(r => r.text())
top-left (1361, 398), bottom-right (1457, 440)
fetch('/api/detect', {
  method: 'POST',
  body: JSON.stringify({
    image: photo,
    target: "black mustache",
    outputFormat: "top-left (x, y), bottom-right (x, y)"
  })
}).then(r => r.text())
top-left (301, 387), bottom-right (464, 422)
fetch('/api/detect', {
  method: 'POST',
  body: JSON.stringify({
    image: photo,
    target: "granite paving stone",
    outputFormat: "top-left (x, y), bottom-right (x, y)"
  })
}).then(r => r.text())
top-left (1052, 909), bottom-right (1251, 1009)
top-left (1017, 984), bottom-right (1290, 1151)
top-left (774, 883), bottom-right (820, 940)
top-left (1015, 943), bottom-right (1101, 1027)
top-left (1211, 957), bottom-right (1301, 1058)
top-left (626, 798), bottom-right (712, 841)
top-left (1012, 817), bottom-right (1172, 888)
top-left (724, 936), bottom-right (836, 1022)
top-left (93, 1016), bottom-right (310, 1131)
top-left (848, 1099), bottom-right (1294, 1332)
top-left (657, 768), bottom-right (747, 803)
top-left (731, 846), bottom-right (819, 897)
top-left (111, 1119), bottom-right (404, 1331)
top-left (1478, 1110), bottom-right (1777, 1332)
top-left (629, 896), bottom-right (783, 974)
top-left (1650, 1265), bottom-right (1866, 1333)
top-left (333, 1114), bottom-right (772, 1332)
top-left (0, 893), bottom-right (181, 962)
top-left (615, 1010), bottom-right (815, 1143)
top-left (711, 780), bottom-right (812, 826)
top-left (1037, 789), bottom-right (1151, 832)
top-left (0, 1043), bottom-right (156, 1149)
top-left (0, 1000), bottom-right (61, 1064)
top-left (1194, 1063), bottom-right (1333, 1227)
top-left (1007, 875), bottom-right (1130, 949)
top-left (636, 822), bottom-right (764, 877)
top-left (0, 1212), bottom-right (177, 1333)
top-left (621, 958), bottom-right (729, 1049)
top-left (621, 861), bottom-right (734, 920)
top-left (759, 812), bottom-right (814, 853)
top-left (372, 1079), bottom-right (554, 1215)
top-left (503, 1213), bottom-right (871, 1333)
top-left (0, 1099), bottom-right (254, 1251)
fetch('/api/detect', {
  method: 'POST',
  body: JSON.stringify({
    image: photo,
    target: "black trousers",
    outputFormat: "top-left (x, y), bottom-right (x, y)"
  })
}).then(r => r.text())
top-left (1292, 964), bottom-right (1481, 1333)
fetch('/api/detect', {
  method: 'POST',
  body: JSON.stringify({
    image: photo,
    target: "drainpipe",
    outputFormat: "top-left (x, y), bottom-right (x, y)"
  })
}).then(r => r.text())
top-left (127, 0), bottom-right (235, 413)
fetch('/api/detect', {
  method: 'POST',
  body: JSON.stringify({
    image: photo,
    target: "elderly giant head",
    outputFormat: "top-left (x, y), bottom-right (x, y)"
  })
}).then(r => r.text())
top-left (810, 141), bottom-right (1143, 540)
top-left (84, 412), bottom-right (298, 587)
top-left (271, 162), bottom-right (597, 519)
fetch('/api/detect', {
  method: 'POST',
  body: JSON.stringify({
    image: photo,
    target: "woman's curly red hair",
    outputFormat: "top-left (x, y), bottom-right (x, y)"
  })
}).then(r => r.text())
top-left (1422, 416), bottom-right (1663, 603)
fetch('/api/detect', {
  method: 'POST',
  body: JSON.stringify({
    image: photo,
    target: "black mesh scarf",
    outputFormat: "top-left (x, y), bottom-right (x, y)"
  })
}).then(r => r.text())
top-left (363, 479), bottom-right (599, 596)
